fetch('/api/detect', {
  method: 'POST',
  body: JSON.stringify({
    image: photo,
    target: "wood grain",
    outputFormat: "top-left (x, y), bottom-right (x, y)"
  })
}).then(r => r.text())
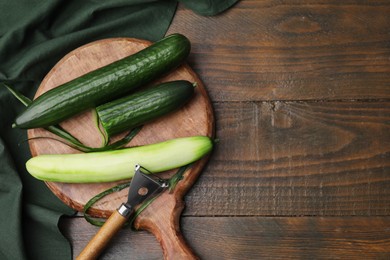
top-left (57, 1), bottom-right (390, 258)
top-left (61, 216), bottom-right (390, 259)
top-left (182, 101), bottom-right (390, 216)
top-left (167, 1), bottom-right (390, 101)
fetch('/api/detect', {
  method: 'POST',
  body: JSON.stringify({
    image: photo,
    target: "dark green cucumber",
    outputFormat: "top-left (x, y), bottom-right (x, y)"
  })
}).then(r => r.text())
top-left (13, 34), bottom-right (191, 129)
top-left (96, 80), bottom-right (194, 138)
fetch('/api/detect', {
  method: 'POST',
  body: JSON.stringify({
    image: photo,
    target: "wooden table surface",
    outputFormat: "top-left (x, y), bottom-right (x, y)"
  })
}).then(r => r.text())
top-left (59, 1), bottom-right (390, 259)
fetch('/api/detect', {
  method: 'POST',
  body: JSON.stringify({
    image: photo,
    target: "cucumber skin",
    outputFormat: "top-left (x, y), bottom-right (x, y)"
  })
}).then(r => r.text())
top-left (96, 80), bottom-right (194, 138)
top-left (14, 34), bottom-right (191, 129)
top-left (26, 136), bottom-right (213, 183)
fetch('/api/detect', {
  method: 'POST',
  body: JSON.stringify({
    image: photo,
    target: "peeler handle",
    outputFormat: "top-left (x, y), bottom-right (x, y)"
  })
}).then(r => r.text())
top-left (76, 209), bottom-right (128, 260)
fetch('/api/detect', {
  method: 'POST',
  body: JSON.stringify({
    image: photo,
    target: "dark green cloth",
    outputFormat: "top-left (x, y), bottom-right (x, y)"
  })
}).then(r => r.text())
top-left (180, 0), bottom-right (238, 16)
top-left (0, 0), bottom-right (236, 259)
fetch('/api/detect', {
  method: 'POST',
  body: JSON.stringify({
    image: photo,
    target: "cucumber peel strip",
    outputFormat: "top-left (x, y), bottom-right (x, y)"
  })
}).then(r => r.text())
top-left (92, 108), bottom-right (109, 147)
top-left (83, 164), bottom-right (191, 227)
top-left (21, 126), bottom-right (141, 153)
top-left (83, 182), bottom-right (130, 226)
top-left (3, 83), bottom-right (140, 152)
top-left (4, 84), bottom-right (32, 106)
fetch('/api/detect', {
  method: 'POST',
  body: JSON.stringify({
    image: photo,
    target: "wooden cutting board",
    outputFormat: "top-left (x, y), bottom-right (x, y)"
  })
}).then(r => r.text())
top-left (27, 37), bottom-right (214, 259)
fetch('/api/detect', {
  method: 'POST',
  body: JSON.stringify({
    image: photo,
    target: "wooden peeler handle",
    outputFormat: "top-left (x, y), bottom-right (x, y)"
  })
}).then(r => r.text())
top-left (76, 210), bottom-right (128, 260)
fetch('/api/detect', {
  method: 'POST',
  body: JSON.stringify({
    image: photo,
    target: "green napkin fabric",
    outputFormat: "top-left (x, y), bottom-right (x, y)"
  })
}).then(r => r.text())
top-left (0, 1), bottom-right (236, 259)
top-left (179, 0), bottom-right (238, 16)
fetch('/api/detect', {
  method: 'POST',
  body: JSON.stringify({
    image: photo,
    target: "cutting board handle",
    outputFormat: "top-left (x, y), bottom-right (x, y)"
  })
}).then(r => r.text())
top-left (134, 159), bottom-right (213, 259)
top-left (135, 193), bottom-right (199, 260)
top-left (155, 200), bottom-right (198, 260)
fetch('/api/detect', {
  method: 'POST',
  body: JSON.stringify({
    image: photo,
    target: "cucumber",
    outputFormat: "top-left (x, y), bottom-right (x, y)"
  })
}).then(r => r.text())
top-left (14, 33), bottom-right (191, 129)
top-left (96, 80), bottom-right (194, 139)
top-left (26, 136), bottom-right (213, 183)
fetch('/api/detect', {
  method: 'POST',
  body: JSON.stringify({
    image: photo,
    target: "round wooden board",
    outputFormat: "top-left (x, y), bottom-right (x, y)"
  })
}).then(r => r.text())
top-left (28, 37), bottom-right (214, 218)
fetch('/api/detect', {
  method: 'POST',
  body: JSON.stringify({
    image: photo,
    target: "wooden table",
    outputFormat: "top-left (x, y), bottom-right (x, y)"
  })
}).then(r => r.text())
top-left (59, 1), bottom-right (390, 259)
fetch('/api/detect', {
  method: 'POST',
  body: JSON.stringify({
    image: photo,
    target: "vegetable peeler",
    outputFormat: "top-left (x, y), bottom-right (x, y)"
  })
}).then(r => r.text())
top-left (76, 164), bottom-right (168, 260)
